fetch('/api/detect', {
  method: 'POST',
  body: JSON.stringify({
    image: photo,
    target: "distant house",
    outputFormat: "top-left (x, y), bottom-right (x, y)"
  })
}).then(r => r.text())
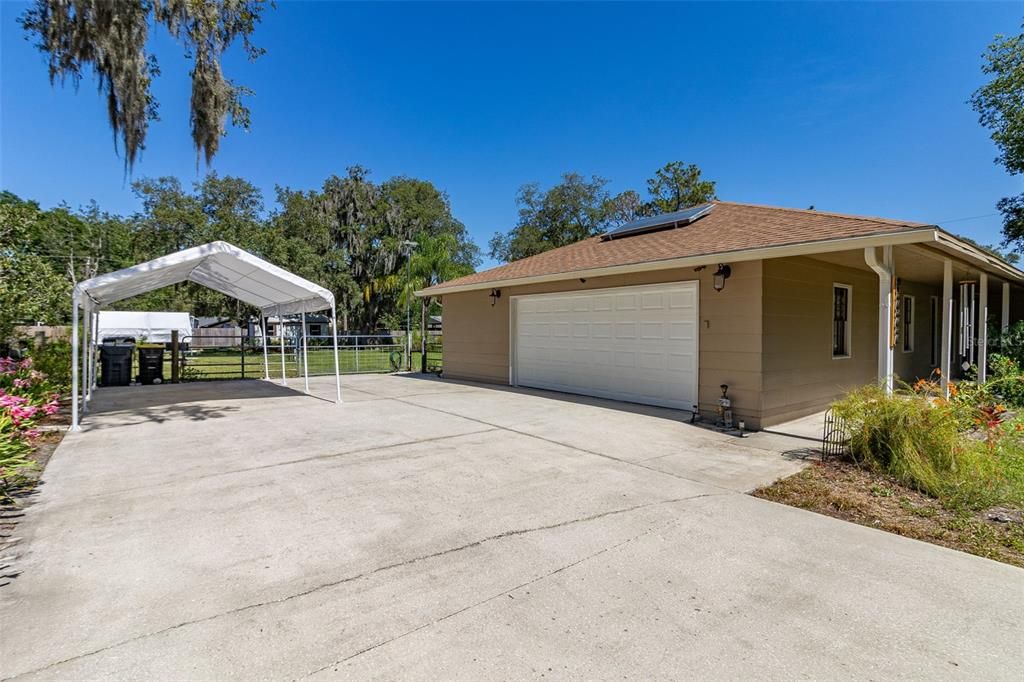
top-left (264, 314), bottom-right (331, 338)
top-left (194, 316), bottom-right (238, 330)
top-left (417, 201), bottom-right (1024, 430)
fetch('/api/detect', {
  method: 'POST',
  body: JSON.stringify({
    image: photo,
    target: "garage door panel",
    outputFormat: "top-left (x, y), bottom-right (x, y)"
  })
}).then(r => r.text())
top-left (514, 282), bottom-right (698, 410)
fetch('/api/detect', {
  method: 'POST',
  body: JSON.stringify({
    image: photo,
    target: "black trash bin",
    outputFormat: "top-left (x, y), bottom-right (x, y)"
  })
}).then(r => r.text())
top-left (137, 345), bottom-right (165, 385)
top-left (99, 344), bottom-right (134, 387)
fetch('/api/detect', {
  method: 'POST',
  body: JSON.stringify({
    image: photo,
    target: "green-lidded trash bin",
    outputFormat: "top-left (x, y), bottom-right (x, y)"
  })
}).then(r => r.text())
top-left (137, 344), bottom-right (165, 385)
top-left (100, 343), bottom-right (134, 386)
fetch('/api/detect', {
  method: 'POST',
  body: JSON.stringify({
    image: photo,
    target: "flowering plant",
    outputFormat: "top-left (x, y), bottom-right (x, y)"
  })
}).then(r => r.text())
top-left (0, 356), bottom-right (61, 494)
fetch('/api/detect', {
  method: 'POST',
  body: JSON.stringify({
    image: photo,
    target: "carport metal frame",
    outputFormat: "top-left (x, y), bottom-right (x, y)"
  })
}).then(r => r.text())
top-left (70, 241), bottom-right (343, 431)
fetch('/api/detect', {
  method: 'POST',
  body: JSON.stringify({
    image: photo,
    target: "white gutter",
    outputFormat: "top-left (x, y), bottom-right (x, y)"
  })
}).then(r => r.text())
top-left (417, 228), bottom-right (940, 297)
top-left (933, 231), bottom-right (1024, 283)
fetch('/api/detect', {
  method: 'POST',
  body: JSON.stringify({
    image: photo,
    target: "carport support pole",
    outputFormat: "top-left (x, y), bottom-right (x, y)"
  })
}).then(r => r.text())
top-left (90, 308), bottom-right (99, 393)
top-left (278, 306), bottom-right (287, 386)
top-left (301, 310), bottom-right (310, 394)
top-left (81, 299), bottom-right (90, 413)
top-left (261, 313), bottom-right (270, 380)
top-left (70, 291), bottom-right (81, 432)
top-left (331, 303), bottom-right (342, 404)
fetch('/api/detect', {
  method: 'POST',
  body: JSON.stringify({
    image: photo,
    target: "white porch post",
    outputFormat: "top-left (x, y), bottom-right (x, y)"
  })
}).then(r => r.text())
top-left (941, 259), bottom-right (953, 396)
top-left (261, 313), bottom-right (270, 380)
top-left (331, 303), bottom-right (342, 404)
top-left (301, 310), bottom-right (310, 394)
top-left (278, 306), bottom-right (287, 386)
top-left (978, 273), bottom-right (988, 383)
top-left (70, 291), bottom-right (81, 432)
top-left (865, 246), bottom-right (894, 392)
top-left (1003, 282), bottom-right (1011, 336)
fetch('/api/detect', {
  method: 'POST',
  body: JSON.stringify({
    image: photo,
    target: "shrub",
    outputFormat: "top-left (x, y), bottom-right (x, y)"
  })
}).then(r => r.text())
top-left (832, 381), bottom-right (1023, 510)
top-left (987, 354), bottom-right (1024, 408)
top-left (26, 341), bottom-right (71, 391)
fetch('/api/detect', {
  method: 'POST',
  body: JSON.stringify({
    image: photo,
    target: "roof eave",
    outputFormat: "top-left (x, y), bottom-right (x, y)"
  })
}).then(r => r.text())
top-left (416, 228), bottom-right (941, 297)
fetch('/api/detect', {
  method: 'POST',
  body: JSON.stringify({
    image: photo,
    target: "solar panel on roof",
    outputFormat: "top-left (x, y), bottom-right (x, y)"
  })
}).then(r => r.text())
top-left (602, 203), bottom-right (714, 240)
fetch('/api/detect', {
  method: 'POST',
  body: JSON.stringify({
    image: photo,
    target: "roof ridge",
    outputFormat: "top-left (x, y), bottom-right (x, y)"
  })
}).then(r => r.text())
top-left (713, 200), bottom-right (933, 228)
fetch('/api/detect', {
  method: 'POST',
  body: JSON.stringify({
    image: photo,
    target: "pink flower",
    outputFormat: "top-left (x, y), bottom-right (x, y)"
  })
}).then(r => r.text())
top-left (42, 401), bottom-right (59, 416)
top-left (10, 405), bottom-right (38, 424)
top-left (0, 394), bottom-right (28, 408)
top-left (13, 378), bottom-right (30, 388)
top-left (18, 358), bottom-right (32, 369)
top-left (23, 429), bottom-right (41, 440)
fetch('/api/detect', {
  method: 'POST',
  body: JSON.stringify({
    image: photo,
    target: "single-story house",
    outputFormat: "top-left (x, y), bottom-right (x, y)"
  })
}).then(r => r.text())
top-left (264, 314), bottom-right (331, 338)
top-left (417, 201), bottom-right (1024, 430)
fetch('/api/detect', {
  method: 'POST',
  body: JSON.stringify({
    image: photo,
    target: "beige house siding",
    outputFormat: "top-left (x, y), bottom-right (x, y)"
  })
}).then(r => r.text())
top-left (760, 256), bottom-right (878, 426)
top-left (438, 262), bottom-right (765, 427)
top-left (893, 281), bottom-right (942, 383)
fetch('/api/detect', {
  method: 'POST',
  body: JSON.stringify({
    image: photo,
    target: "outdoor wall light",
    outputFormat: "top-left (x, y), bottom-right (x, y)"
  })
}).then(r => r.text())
top-left (712, 264), bottom-right (732, 292)
top-left (489, 288), bottom-right (502, 306)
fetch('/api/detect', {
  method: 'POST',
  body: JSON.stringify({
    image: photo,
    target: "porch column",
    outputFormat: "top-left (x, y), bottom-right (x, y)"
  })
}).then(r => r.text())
top-left (978, 273), bottom-right (988, 383)
top-left (941, 259), bottom-right (953, 396)
top-left (1003, 282), bottom-right (1011, 335)
top-left (865, 246), bottom-right (894, 392)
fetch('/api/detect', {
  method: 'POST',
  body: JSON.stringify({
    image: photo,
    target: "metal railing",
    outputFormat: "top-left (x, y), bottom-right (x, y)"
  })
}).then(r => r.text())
top-left (821, 408), bottom-right (850, 460)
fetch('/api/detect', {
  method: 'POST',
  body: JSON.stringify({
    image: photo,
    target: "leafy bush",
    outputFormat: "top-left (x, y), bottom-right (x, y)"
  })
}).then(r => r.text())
top-left (832, 379), bottom-right (1023, 511)
top-left (987, 354), bottom-right (1024, 408)
top-left (26, 341), bottom-right (71, 391)
top-left (992, 321), bottom-right (1024, 366)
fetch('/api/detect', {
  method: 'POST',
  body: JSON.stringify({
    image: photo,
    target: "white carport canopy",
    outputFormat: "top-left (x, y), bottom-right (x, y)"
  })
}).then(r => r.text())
top-left (70, 241), bottom-right (342, 431)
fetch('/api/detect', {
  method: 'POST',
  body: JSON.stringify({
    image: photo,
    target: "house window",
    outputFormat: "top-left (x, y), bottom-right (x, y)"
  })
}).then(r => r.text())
top-left (833, 284), bottom-right (851, 358)
top-left (930, 296), bottom-right (940, 367)
top-left (309, 324), bottom-right (323, 336)
top-left (902, 295), bottom-right (914, 352)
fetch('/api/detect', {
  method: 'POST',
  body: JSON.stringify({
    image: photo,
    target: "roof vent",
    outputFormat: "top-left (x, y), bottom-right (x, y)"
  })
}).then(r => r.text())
top-left (602, 203), bottom-right (714, 240)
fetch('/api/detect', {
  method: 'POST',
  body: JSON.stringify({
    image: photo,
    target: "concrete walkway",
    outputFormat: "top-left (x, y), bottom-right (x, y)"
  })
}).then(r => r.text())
top-left (1, 375), bottom-right (1021, 680)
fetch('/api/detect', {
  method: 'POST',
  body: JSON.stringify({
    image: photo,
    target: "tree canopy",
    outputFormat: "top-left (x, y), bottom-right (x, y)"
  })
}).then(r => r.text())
top-left (1, 169), bottom-right (479, 338)
top-left (19, 0), bottom-right (269, 171)
top-left (971, 24), bottom-right (1024, 248)
top-left (488, 161), bottom-right (717, 262)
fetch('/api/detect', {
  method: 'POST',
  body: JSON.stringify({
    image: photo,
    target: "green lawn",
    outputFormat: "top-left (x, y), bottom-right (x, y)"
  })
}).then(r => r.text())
top-left (165, 348), bottom-right (436, 380)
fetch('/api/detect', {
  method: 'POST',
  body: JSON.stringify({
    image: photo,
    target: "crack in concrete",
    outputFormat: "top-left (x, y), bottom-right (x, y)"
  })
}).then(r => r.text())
top-left (303, 515), bottom-right (683, 678)
top-left (65, 427), bottom-right (501, 504)
top-left (384, 394), bottom-right (740, 495)
top-left (3, 493), bottom-right (717, 681)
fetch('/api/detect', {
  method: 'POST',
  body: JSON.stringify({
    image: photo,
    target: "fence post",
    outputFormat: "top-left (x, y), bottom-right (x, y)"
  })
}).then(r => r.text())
top-left (240, 333), bottom-right (246, 379)
top-left (355, 334), bottom-right (360, 373)
top-left (171, 330), bottom-right (180, 383)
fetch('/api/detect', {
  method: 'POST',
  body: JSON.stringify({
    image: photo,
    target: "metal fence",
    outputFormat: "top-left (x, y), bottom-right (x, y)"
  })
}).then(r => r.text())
top-left (163, 332), bottom-right (441, 382)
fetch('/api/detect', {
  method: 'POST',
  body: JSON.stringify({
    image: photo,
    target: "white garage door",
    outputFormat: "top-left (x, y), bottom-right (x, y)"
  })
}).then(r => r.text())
top-left (512, 282), bottom-right (699, 409)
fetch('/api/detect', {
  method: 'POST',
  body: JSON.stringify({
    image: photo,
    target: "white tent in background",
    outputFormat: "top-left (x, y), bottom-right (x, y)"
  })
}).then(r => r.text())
top-left (70, 241), bottom-right (342, 431)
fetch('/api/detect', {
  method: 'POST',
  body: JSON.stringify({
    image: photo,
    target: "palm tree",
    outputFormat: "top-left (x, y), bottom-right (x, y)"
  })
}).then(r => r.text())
top-left (369, 231), bottom-right (473, 353)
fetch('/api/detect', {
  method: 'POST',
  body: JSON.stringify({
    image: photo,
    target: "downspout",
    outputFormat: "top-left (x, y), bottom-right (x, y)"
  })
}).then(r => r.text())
top-left (864, 246), bottom-right (894, 393)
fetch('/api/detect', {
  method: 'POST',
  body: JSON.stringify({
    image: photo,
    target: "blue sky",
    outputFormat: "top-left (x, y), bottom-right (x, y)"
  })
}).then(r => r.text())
top-left (2, 2), bottom-right (1021, 269)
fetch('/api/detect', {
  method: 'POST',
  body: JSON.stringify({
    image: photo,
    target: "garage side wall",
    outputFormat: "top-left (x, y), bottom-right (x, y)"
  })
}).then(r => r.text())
top-left (761, 256), bottom-right (878, 426)
top-left (437, 262), bottom-right (765, 428)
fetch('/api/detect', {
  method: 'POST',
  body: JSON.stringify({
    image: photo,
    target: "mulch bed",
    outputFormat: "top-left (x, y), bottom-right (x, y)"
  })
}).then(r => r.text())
top-left (753, 460), bottom-right (1024, 568)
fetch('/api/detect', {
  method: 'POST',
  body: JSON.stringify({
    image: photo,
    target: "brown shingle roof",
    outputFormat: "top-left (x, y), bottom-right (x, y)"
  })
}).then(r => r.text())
top-left (422, 201), bottom-right (935, 294)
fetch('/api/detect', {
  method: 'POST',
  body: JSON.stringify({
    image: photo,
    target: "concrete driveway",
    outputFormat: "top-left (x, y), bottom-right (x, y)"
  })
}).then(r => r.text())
top-left (1, 374), bottom-right (1021, 680)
